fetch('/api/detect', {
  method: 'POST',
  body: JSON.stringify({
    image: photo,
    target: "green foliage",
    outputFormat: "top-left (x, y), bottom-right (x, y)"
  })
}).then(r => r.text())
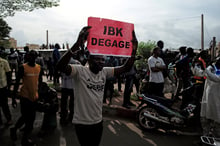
top-left (135, 41), bottom-right (156, 70)
top-left (0, 18), bottom-right (11, 48)
top-left (0, 18), bottom-right (11, 39)
top-left (137, 41), bottom-right (156, 58)
top-left (0, 39), bottom-right (10, 48)
top-left (0, 0), bottom-right (60, 17)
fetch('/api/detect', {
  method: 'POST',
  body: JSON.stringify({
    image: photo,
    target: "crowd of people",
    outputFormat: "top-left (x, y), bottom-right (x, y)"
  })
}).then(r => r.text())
top-left (0, 25), bottom-right (220, 146)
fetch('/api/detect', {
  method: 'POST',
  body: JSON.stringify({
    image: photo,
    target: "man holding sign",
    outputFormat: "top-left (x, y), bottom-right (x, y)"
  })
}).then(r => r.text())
top-left (56, 18), bottom-right (137, 146)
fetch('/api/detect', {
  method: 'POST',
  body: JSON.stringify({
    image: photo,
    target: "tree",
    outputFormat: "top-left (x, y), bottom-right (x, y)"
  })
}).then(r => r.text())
top-left (135, 41), bottom-right (156, 70)
top-left (0, 17), bottom-right (11, 48)
top-left (0, 0), bottom-right (60, 17)
top-left (0, 17), bottom-right (11, 39)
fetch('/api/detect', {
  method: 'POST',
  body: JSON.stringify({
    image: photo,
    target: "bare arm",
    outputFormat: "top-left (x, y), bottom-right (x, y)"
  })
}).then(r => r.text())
top-left (114, 31), bottom-right (138, 76)
top-left (151, 65), bottom-right (166, 72)
top-left (56, 26), bottom-right (91, 76)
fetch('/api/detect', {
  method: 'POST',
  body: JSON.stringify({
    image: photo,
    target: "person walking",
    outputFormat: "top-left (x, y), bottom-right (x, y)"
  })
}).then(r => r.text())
top-left (10, 50), bottom-right (43, 146)
top-left (56, 26), bottom-right (138, 146)
top-left (8, 47), bottom-right (19, 75)
top-left (0, 49), bottom-right (12, 126)
top-left (53, 43), bottom-right (61, 86)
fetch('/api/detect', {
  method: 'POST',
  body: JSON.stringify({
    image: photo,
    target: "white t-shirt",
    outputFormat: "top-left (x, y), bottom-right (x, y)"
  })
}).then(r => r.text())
top-left (61, 58), bottom-right (80, 89)
top-left (70, 65), bottom-right (114, 125)
top-left (8, 51), bottom-right (18, 64)
top-left (148, 56), bottom-right (165, 83)
top-left (61, 72), bottom-right (74, 89)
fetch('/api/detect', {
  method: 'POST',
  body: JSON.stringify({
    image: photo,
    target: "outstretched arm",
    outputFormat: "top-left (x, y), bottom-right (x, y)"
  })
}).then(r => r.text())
top-left (114, 31), bottom-right (138, 76)
top-left (56, 26), bottom-right (91, 76)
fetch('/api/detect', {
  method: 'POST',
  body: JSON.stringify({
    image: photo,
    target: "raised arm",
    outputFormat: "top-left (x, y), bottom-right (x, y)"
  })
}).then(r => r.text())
top-left (114, 31), bottom-right (138, 76)
top-left (56, 26), bottom-right (91, 75)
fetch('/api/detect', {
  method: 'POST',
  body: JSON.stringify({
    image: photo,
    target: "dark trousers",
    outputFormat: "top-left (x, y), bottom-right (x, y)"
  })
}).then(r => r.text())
top-left (17, 98), bottom-right (37, 140)
top-left (117, 75), bottom-right (122, 91)
top-left (75, 121), bottom-right (103, 146)
top-left (103, 80), bottom-right (114, 103)
top-left (148, 82), bottom-right (164, 97)
top-left (53, 67), bottom-right (60, 84)
top-left (0, 87), bottom-right (12, 122)
top-left (133, 76), bottom-right (140, 93)
top-left (123, 75), bottom-right (134, 105)
top-left (181, 78), bottom-right (192, 109)
top-left (60, 88), bottom-right (74, 121)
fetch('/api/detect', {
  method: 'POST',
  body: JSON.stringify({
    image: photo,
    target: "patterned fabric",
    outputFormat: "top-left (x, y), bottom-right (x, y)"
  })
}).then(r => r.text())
top-left (0, 57), bottom-right (11, 88)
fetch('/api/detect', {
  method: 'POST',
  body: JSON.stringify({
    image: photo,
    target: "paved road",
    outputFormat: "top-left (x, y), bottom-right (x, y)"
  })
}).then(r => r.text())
top-left (0, 117), bottom-right (200, 146)
top-left (0, 78), bottom-right (202, 146)
top-left (0, 104), bottom-right (200, 146)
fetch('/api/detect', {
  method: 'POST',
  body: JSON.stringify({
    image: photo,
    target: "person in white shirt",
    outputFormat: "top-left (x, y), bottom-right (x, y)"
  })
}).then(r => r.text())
top-left (56, 26), bottom-right (138, 146)
top-left (148, 47), bottom-right (166, 97)
top-left (8, 48), bottom-right (18, 74)
top-left (60, 58), bottom-right (80, 125)
top-left (0, 50), bottom-right (12, 126)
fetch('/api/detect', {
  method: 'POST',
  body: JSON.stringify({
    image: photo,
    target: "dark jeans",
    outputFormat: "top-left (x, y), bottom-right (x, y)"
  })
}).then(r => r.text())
top-left (117, 75), bottom-right (122, 91)
top-left (148, 82), bottom-right (164, 97)
top-left (53, 67), bottom-right (60, 84)
top-left (103, 79), bottom-right (114, 103)
top-left (0, 87), bottom-right (12, 122)
top-left (17, 98), bottom-right (37, 139)
top-left (75, 121), bottom-right (103, 146)
top-left (123, 75), bottom-right (134, 105)
top-left (60, 88), bottom-right (74, 121)
top-left (181, 78), bottom-right (192, 109)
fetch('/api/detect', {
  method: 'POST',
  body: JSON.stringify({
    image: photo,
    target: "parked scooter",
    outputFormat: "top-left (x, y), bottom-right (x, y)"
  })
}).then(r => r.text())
top-left (137, 84), bottom-right (199, 131)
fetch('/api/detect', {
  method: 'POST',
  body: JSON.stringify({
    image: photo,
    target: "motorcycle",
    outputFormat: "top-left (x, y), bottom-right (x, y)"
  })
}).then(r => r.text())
top-left (201, 136), bottom-right (220, 146)
top-left (136, 84), bottom-right (199, 131)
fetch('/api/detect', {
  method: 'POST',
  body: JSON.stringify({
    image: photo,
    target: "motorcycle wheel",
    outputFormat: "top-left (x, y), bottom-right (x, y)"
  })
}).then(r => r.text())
top-left (137, 106), bottom-right (158, 130)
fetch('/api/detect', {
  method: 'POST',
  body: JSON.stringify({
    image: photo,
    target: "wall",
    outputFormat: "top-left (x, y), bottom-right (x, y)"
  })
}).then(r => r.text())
top-left (37, 49), bottom-right (67, 61)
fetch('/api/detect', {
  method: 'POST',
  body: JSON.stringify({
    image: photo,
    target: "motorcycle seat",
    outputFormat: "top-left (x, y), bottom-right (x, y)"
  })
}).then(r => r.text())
top-left (144, 94), bottom-right (173, 107)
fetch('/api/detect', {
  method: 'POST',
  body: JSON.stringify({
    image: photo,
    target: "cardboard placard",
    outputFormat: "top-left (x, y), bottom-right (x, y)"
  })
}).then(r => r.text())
top-left (87, 17), bottom-right (134, 56)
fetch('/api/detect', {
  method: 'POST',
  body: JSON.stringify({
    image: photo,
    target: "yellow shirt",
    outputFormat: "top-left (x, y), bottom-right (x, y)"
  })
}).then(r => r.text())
top-left (19, 63), bottom-right (41, 102)
top-left (0, 57), bottom-right (11, 88)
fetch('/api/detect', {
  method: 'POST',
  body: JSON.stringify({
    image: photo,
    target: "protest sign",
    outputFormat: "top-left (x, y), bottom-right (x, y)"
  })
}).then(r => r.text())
top-left (87, 17), bottom-right (134, 56)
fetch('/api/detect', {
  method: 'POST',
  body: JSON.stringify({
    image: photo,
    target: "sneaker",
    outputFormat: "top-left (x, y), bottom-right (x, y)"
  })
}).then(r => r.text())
top-left (10, 127), bottom-right (17, 141)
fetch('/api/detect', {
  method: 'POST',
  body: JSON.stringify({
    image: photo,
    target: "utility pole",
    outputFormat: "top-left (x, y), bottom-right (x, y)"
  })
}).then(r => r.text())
top-left (46, 30), bottom-right (48, 49)
top-left (201, 14), bottom-right (204, 50)
top-left (211, 37), bottom-right (216, 61)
